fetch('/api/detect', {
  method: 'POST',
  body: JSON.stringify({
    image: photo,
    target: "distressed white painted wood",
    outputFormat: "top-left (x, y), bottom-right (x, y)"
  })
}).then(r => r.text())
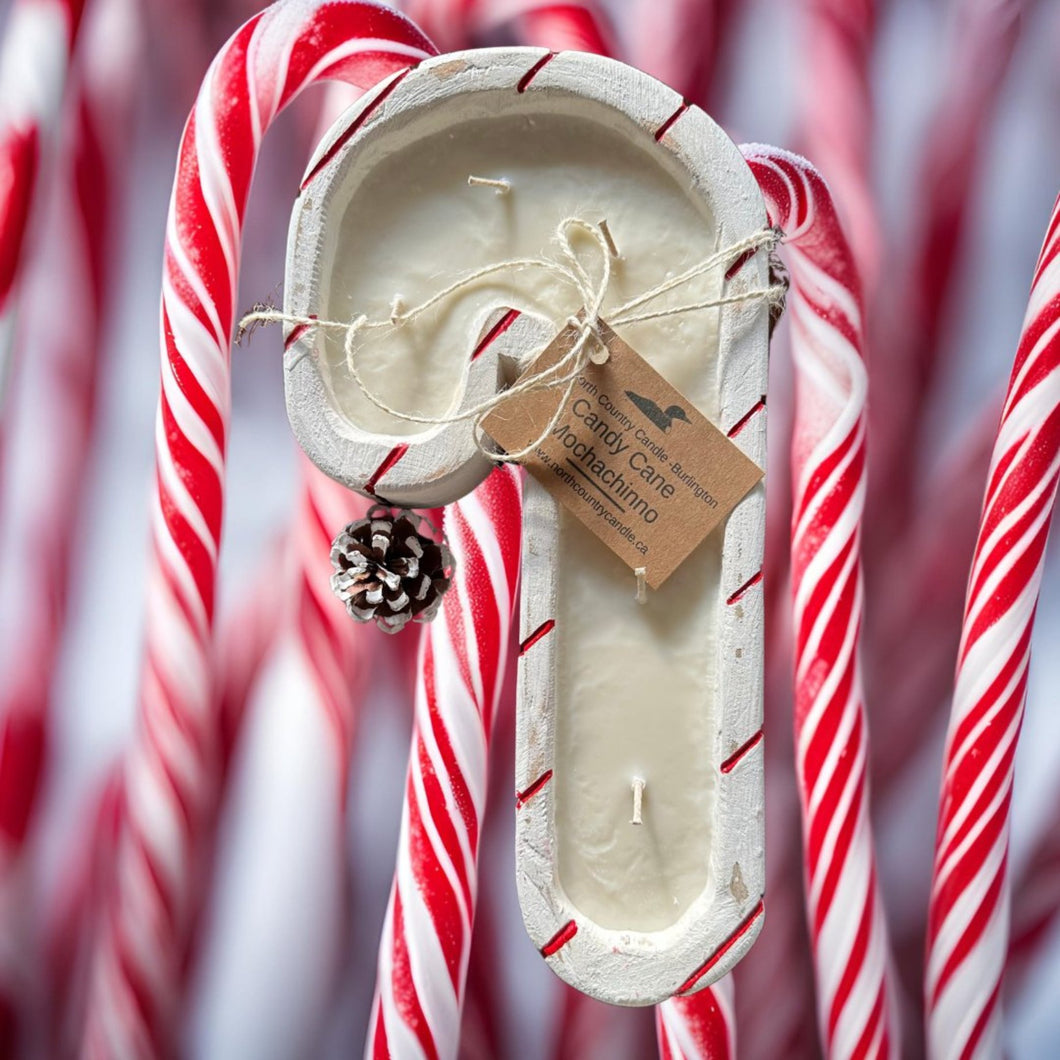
top-left (284, 46), bottom-right (768, 1006)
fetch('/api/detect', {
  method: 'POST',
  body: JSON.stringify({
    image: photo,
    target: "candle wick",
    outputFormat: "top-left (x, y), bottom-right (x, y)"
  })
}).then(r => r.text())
top-left (635, 567), bottom-right (647, 604)
top-left (600, 218), bottom-right (620, 258)
top-left (467, 174), bottom-right (511, 194)
top-left (631, 777), bottom-right (646, 825)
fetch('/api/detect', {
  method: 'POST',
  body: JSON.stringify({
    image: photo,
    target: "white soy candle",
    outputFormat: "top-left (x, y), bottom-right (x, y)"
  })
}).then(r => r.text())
top-left (286, 48), bottom-right (768, 1005)
top-left (321, 109), bottom-right (721, 933)
top-left (321, 113), bottom-right (719, 437)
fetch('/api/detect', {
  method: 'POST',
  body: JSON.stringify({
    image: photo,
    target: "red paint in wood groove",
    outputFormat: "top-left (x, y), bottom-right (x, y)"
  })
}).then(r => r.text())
top-left (365, 444), bottom-right (409, 499)
top-left (676, 900), bottom-right (765, 994)
top-left (283, 317), bottom-right (315, 350)
top-left (726, 570), bottom-right (763, 605)
top-left (519, 619), bottom-right (555, 655)
top-left (654, 102), bottom-right (689, 142)
top-left (726, 397), bottom-right (766, 438)
top-left (720, 730), bottom-right (764, 774)
top-left (472, 309), bottom-right (521, 360)
top-left (518, 52), bottom-right (556, 93)
top-left (724, 247), bottom-right (756, 281)
top-left (540, 920), bottom-right (578, 957)
top-left (301, 69), bottom-right (413, 190)
top-left (516, 769), bottom-right (553, 808)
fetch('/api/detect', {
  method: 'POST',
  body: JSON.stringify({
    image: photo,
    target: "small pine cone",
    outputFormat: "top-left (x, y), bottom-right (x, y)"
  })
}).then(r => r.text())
top-left (330, 507), bottom-right (454, 634)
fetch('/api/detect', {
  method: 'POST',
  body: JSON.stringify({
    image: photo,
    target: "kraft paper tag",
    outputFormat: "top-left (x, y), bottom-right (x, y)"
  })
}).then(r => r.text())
top-left (481, 318), bottom-right (763, 590)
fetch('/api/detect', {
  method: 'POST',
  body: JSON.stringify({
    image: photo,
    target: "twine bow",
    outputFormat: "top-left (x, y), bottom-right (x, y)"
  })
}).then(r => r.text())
top-left (243, 217), bottom-right (786, 463)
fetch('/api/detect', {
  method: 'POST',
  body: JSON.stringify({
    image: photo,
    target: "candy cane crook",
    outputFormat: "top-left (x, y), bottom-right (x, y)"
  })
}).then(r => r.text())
top-left (367, 465), bottom-right (521, 1060)
top-left (81, 5), bottom-right (435, 1057)
top-left (926, 194), bottom-right (1060, 1060)
top-left (742, 144), bottom-right (898, 1060)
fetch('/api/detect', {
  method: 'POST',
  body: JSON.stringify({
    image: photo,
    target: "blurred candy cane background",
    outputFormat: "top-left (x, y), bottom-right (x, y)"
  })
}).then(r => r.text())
top-left (0, 0), bottom-right (1058, 1057)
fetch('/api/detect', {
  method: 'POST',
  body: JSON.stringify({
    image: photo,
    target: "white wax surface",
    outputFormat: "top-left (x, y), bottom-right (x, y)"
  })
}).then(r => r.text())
top-left (324, 108), bottom-right (722, 932)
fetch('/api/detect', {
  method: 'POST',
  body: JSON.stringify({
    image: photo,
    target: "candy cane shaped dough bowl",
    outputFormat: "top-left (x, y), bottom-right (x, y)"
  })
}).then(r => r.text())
top-left (284, 47), bottom-right (771, 1005)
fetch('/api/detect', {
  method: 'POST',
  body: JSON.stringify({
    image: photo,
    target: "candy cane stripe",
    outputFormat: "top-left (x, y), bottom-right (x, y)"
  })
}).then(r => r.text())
top-left (926, 194), bottom-right (1060, 1060)
top-left (368, 468), bottom-right (520, 1060)
top-left (743, 144), bottom-right (898, 1060)
top-left (80, 5), bottom-right (435, 1055)
top-left (656, 979), bottom-right (735, 1060)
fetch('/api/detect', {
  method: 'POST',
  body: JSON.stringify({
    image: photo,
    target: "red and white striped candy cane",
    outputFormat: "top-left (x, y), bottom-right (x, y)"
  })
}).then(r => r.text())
top-left (656, 979), bottom-right (736, 1060)
top-left (925, 195), bottom-right (1060, 1060)
top-left (0, 0), bottom-right (133, 866)
top-left (81, 5), bottom-right (435, 1057)
top-left (742, 144), bottom-right (898, 1059)
top-left (0, 0), bottom-right (136, 1047)
top-left (367, 465), bottom-right (521, 1060)
top-left (861, 1), bottom-right (1029, 1022)
top-left (0, 0), bottom-right (86, 414)
top-left (800, 0), bottom-right (878, 289)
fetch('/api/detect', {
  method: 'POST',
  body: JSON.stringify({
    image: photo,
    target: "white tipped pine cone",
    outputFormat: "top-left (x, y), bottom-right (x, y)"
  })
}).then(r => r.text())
top-left (330, 507), bottom-right (454, 634)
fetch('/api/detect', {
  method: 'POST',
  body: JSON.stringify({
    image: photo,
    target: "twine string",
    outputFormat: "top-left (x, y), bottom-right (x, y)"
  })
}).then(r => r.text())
top-left (243, 217), bottom-right (786, 463)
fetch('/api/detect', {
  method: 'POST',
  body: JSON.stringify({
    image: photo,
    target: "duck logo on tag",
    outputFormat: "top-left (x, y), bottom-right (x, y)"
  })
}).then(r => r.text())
top-left (625, 391), bottom-right (691, 433)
